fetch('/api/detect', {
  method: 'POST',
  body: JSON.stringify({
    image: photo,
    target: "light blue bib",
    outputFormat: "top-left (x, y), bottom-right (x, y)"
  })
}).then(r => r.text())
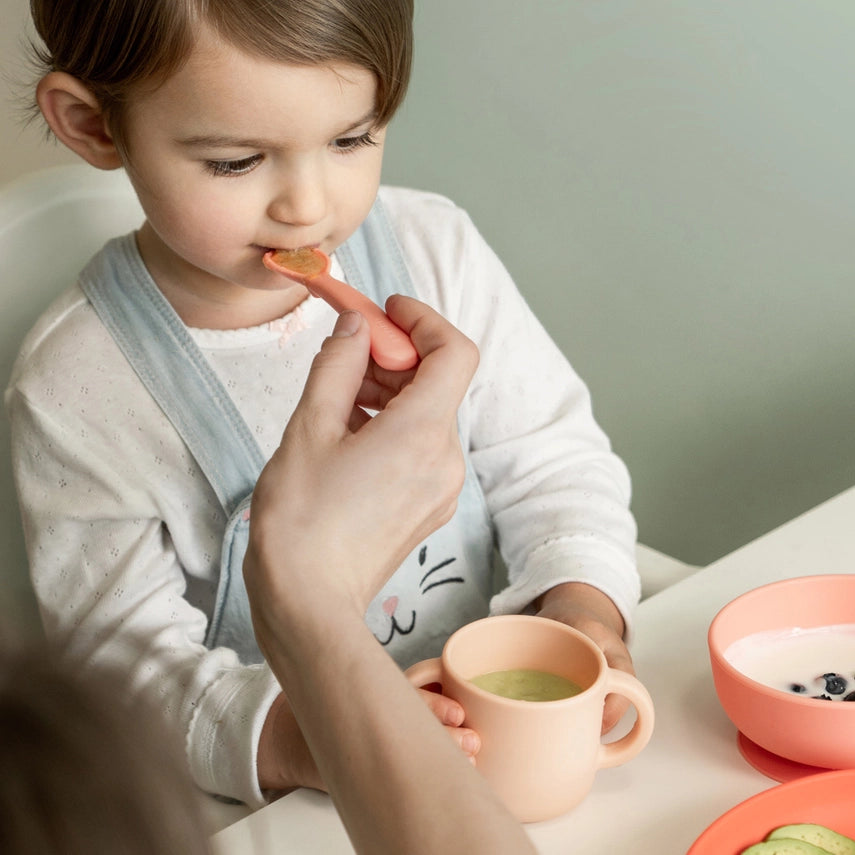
top-left (80, 198), bottom-right (495, 668)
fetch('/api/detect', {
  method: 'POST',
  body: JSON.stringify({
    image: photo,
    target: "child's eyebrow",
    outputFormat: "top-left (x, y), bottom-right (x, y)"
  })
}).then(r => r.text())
top-left (177, 134), bottom-right (276, 149)
top-left (176, 110), bottom-right (379, 150)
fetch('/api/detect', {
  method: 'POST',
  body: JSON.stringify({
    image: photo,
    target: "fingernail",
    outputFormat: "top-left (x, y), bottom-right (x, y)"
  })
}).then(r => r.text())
top-left (332, 311), bottom-right (361, 337)
top-left (462, 732), bottom-right (480, 755)
top-left (446, 706), bottom-right (465, 727)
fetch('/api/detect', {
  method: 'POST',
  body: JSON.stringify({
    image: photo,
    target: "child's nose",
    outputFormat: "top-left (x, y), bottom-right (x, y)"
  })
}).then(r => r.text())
top-left (267, 161), bottom-right (327, 227)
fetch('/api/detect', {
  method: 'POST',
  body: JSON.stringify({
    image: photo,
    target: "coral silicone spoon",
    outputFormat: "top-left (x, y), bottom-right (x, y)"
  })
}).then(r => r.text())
top-left (263, 247), bottom-right (419, 371)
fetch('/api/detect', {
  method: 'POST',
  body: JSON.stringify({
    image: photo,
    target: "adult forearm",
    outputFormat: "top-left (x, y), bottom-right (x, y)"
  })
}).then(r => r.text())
top-left (243, 306), bottom-right (532, 852)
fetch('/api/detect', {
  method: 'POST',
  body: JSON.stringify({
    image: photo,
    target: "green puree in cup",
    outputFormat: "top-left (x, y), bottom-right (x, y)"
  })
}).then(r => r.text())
top-left (471, 668), bottom-right (582, 702)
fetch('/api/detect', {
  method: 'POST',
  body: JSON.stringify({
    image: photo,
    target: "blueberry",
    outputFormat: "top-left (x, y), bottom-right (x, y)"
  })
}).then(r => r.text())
top-left (822, 673), bottom-right (848, 695)
top-left (790, 683), bottom-right (807, 694)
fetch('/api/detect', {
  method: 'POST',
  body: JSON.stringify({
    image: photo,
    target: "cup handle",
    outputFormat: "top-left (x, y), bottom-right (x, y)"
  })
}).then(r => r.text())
top-left (404, 657), bottom-right (443, 690)
top-left (597, 669), bottom-right (655, 769)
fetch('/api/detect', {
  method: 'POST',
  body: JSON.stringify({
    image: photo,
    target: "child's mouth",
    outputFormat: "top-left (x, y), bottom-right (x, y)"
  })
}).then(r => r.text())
top-left (258, 243), bottom-right (320, 255)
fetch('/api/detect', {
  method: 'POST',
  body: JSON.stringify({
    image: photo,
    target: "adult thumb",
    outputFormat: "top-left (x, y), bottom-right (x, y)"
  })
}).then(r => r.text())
top-left (296, 311), bottom-right (371, 432)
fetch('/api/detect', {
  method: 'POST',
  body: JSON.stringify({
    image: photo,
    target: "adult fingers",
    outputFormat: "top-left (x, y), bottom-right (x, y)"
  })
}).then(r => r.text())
top-left (291, 311), bottom-right (372, 440)
top-left (346, 404), bottom-right (372, 434)
top-left (382, 295), bottom-right (479, 421)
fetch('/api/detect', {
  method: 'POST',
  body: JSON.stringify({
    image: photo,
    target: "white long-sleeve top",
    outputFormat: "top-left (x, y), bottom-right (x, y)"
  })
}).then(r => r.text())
top-left (6, 186), bottom-right (639, 807)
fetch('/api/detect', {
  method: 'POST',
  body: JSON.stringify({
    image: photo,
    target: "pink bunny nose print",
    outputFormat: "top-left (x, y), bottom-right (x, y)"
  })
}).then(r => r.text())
top-left (382, 596), bottom-right (398, 616)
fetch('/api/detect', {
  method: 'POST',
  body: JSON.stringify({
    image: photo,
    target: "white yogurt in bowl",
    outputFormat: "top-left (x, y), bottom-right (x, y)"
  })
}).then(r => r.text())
top-left (724, 624), bottom-right (855, 701)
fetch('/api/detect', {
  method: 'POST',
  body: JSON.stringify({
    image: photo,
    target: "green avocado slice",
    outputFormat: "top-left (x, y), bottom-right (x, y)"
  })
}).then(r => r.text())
top-left (767, 824), bottom-right (855, 855)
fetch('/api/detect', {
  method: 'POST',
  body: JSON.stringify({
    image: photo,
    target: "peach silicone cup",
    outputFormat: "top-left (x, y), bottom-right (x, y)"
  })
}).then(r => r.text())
top-left (708, 574), bottom-right (855, 774)
top-left (405, 615), bottom-right (654, 823)
top-left (263, 247), bottom-right (418, 371)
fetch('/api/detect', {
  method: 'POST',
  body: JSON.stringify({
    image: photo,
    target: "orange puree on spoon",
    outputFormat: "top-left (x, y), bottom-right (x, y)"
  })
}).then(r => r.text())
top-left (264, 247), bottom-right (418, 371)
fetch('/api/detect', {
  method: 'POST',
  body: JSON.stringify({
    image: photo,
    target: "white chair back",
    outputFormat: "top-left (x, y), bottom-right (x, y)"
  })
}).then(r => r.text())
top-left (0, 164), bottom-right (143, 640)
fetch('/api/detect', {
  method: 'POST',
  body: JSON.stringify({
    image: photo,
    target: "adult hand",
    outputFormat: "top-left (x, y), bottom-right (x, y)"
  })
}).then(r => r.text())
top-left (245, 298), bottom-right (479, 634)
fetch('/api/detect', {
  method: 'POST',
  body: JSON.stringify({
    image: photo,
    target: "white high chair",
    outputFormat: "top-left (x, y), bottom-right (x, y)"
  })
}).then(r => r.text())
top-left (0, 164), bottom-right (144, 640)
top-left (635, 542), bottom-right (698, 599)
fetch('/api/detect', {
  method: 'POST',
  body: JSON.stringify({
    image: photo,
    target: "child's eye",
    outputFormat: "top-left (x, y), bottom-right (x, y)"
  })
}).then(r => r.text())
top-left (204, 154), bottom-right (263, 177)
top-left (331, 132), bottom-right (379, 153)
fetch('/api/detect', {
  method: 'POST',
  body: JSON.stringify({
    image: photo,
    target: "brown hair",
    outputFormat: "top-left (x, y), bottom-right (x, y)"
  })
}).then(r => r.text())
top-left (30, 0), bottom-right (414, 152)
top-left (0, 646), bottom-right (210, 854)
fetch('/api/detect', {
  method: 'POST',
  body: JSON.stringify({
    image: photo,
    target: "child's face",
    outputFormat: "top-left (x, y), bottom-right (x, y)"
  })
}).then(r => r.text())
top-left (119, 28), bottom-right (386, 316)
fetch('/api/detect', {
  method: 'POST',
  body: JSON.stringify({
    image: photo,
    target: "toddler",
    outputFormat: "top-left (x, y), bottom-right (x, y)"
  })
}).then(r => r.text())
top-left (7, 0), bottom-right (639, 807)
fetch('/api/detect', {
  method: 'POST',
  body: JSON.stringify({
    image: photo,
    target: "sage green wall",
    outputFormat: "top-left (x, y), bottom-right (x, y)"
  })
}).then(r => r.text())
top-left (382, 0), bottom-right (855, 565)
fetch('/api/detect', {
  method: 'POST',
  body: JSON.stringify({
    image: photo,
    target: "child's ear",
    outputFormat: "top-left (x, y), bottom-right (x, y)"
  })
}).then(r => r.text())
top-left (36, 72), bottom-right (123, 169)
